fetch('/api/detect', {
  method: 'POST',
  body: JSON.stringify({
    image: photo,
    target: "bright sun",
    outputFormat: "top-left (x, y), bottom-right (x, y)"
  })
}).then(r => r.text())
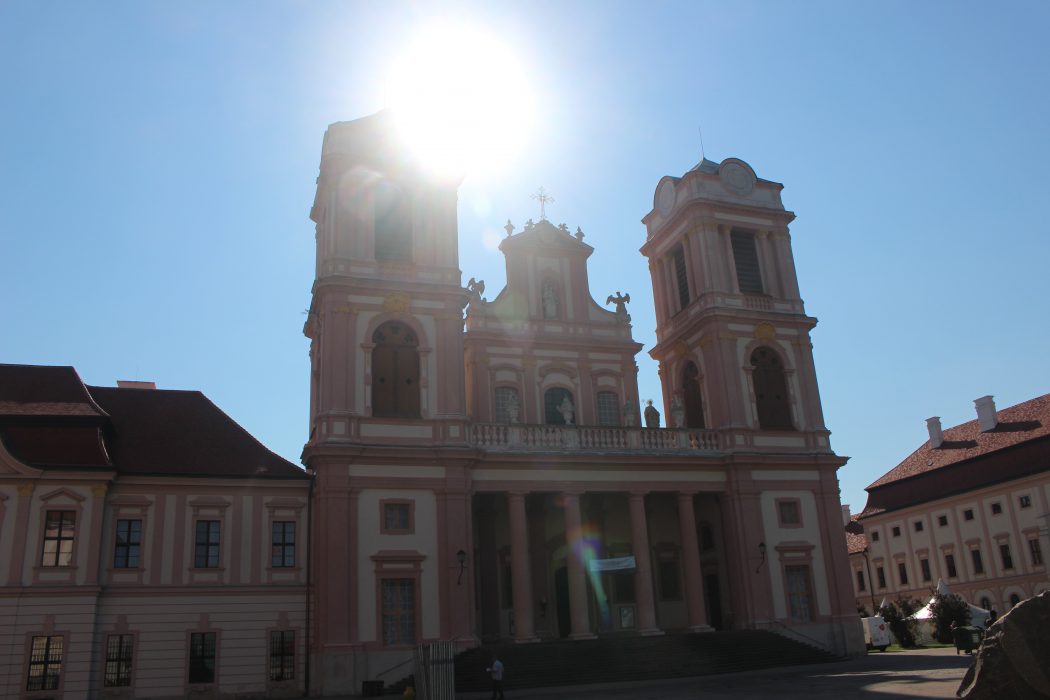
top-left (384, 23), bottom-right (535, 179)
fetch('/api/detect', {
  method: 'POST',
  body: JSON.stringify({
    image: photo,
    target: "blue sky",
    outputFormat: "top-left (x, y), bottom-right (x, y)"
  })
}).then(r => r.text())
top-left (2, 1), bottom-right (1048, 513)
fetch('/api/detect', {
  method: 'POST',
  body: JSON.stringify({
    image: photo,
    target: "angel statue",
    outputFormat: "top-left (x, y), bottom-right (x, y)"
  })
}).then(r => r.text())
top-left (467, 277), bottom-right (485, 302)
top-left (606, 291), bottom-right (631, 322)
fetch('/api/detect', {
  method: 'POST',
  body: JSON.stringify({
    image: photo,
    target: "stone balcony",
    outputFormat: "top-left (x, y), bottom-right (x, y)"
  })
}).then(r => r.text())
top-left (468, 423), bottom-right (721, 453)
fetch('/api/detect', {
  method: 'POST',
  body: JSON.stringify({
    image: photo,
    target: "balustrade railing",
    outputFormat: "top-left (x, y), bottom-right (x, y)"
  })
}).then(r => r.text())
top-left (468, 423), bottom-right (720, 452)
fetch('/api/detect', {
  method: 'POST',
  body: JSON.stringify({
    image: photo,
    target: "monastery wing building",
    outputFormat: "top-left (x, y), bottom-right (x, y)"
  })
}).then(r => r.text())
top-left (302, 111), bottom-right (863, 695)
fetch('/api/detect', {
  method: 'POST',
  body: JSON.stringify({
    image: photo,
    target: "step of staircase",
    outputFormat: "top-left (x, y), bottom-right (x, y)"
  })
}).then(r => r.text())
top-left (449, 630), bottom-right (840, 693)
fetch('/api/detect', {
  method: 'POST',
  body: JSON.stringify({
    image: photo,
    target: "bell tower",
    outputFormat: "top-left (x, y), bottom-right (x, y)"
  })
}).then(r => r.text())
top-left (641, 157), bottom-right (832, 452)
top-left (303, 111), bottom-right (470, 448)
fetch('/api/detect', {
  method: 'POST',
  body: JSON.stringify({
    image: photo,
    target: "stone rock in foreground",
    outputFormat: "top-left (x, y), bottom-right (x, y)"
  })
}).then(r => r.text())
top-left (957, 590), bottom-right (1050, 699)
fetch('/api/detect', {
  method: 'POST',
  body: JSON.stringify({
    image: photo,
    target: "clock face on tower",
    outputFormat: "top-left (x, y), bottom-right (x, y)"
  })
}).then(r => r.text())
top-left (720, 161), bottom-right (755, 196)
top-left (656, 180), bottom-right (676, 217)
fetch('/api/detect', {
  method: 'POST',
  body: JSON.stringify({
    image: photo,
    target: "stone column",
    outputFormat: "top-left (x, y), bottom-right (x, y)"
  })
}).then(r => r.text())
top-left (562, 493), bottom-right (595, 639)
top-left (508, 492), bottom-right (538, 642)
top-left (629, 492), bottom-right (663, 635)
top-left (677, 492), bottom-right (712, 631)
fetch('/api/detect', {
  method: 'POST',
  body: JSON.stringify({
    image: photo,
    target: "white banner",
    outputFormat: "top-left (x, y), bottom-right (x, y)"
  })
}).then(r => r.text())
top-left (587, 556), bottom-right (636, 573)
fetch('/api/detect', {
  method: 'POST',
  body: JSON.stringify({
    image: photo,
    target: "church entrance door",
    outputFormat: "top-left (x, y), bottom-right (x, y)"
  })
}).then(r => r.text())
top-left (555, 566), bottom-right (570, 638)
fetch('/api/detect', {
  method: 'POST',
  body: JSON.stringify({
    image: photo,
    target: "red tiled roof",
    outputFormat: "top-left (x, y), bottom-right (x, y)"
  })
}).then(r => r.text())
top-left (844, 516), bottom-right (868, 554)
top-left (87, 386), bottom-right (306, 479)
top-left (0, 364), bottom-right (304, 479)
top-left (0, 364), bottom-right (107, 418)
top-left (867, 393), bottom-right (1050, 489)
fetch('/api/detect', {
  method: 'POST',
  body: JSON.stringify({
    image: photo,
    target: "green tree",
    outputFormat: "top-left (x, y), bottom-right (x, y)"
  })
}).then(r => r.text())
top-left (930, 593), bottom-right (971, 643)
top-left (880, 596), bottom-right (922, 647)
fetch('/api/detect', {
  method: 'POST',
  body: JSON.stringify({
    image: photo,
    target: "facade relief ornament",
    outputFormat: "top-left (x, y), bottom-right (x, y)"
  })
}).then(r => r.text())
top-left (672, 339), bottom-right (689, 357)
top-left (755, 323), bottom-right (776, 341)
top-left (719, 159), bottom-right (756, 196)
top-left (382, 292), bottom-right (411, 313)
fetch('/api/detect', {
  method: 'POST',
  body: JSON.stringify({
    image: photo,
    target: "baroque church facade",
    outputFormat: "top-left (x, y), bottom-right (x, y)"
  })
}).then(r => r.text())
top-left (303, 111), bottom-right (863, 695)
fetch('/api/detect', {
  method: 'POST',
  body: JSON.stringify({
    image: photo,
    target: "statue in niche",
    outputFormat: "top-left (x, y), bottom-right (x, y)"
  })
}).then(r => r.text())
top-left (623, 399), bottom-right (637, 427)
top-left (644, 399), bottom-right (661, 428)
top-left (557, 396), bottom-right (575, 426)
top-left (671, 395), bottom-right (685, 428)
top-left (541, 280), bottom-right (559, 319)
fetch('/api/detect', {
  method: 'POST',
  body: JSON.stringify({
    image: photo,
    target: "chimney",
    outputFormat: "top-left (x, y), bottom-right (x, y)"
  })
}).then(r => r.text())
top-left (117, 380), bottom-right (157, 390)
top-left (841, 504), bottom-right (851, 526)
top-left (974, 395), bottom-right (998, 432)
top-left (926, 417), bottom-right (944, 448)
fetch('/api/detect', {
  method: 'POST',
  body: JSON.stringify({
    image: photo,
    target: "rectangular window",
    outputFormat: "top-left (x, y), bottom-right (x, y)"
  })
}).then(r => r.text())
top-left (963, 509), bottom-right (974, 521)
top-left (991, 502), bottom-right (1003, 515)
top-left (856, 569), bottom-right (866, 592)
top-left (104, 634), bottom-right (133, 687)
top-left (194, 521), bottom-right (221, 568)
top-left (945, 553), bottom-right (958, 578)
top-left (381, 579), bottom-right (416, 646)
top-left (914, 521), bottom-right (924, 533)
top-left (898, 562), bottom-right (909, 586)
top-left (784, 565), bottom-right (812, 623)
top-left (382, 503), bottom-right (412, 534)
top-left (876, 566), bottom-right (886, 589)
top-left (777, 500), bottom-right (801, 527)
top-left (891, 526), bottom-right (901, 537)
top-left (920, 558), bottom-right (931, 582)
top-left (269, 630), bottom-right (295, 682)
top-left (672, 246), bottom-right (690, 310)
top-left (271, 522), bottom-right (295, 568)
top-left (658, 559), bottom-right (681, 601)
top-left (938, 515), bottom-right (948, 527)
top-left (1029, 538), bottom-right (1044, 566)
top-left (1019, 495), bottom-right (1032, 509)
top-left (26, 635), bottom-right (63, 691)
top-left (971, 548), bottom-right (984, 575)
top-left (871, 530), bottom-right (880, 542)
top-left (596, 391), bottom-right (621, 426)
top-left (731, 231), bottom-right (764, 294)
top-left (113, 519), bottom-right (142, 569)
top-left (188, 632), bottom-right (216, 684)
top-left (41, 510), bottom-right (76, 567)
top-left (1000, 543), bottom-right (1014, 570)
top-left (494, 386), bottom-right (520, 424)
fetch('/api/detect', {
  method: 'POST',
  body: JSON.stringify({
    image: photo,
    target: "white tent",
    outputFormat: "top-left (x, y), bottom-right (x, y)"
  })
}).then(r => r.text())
top-left (907, 579), bottom-right (991, 642)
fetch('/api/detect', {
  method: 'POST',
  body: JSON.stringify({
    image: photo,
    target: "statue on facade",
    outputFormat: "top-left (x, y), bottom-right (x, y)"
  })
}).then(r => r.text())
top-left (467, 277), bottom-right (485, 302)
top-left (541, 280), bottom-right (559, 319)
top-left (623, 399), bottom-right (637, 426)
top-left (644, 399), bottom-right (660, 428)
top-left (605, 291), bottom-right (631, 323)
top-left (671, 395), bottom-right (685, 428)
top-left (557, 396), bottom-right (575, 426)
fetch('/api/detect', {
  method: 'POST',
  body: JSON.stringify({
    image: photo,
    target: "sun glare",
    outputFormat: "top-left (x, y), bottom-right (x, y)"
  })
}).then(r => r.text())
top-left (385, 23), bottom-right (535, 178)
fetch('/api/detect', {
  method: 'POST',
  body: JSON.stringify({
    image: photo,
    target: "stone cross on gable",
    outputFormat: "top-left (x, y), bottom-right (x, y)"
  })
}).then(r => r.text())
top-left (531, 186), bottom-right (554, 221)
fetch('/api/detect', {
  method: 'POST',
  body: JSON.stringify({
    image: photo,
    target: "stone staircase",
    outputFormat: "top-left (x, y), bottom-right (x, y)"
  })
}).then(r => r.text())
top-left (443, 630), bottom-right (840, 693)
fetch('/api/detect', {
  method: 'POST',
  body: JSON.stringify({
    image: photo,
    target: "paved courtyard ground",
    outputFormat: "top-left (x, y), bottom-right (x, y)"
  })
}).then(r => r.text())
top-left (454, 647), bottom-right (973, 700)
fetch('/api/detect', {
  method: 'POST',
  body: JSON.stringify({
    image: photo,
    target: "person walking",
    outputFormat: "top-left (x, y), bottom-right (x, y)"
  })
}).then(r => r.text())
top-left (486, 654), bottom-right (505, 700)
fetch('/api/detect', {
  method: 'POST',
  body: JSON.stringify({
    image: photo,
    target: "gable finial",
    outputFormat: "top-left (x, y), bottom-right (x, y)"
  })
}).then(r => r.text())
top-left (531, 186), bottom-right (554, 221)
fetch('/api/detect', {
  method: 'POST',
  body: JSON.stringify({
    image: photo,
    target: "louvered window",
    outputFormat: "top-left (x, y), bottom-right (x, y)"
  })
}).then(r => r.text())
top-left (731, 231), bottom-right (764, 294)
top-left (672, 246), bottom-right (690, 311)
top-left (750, 347), bottom-right (793, 430)
top-left (374, 180), bottom-right (412, 262)
top-left (372, 322), bottom-right (421, 418)
top-left (683, 362), bottom-right (705, 428)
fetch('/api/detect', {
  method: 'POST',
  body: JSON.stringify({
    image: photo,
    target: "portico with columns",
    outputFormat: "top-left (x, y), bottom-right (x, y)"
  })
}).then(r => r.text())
top-left (301, 113), bottom-right (864, 696)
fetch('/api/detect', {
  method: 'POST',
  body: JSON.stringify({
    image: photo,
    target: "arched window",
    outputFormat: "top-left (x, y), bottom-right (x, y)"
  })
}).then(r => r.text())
top-left (374, 180), bottom-right (412, 262)
top-left (980, 597), bottom-right (991, 611)
top-left (544, 388), bottom-right (575, 425)
top-left (682, 362), bottom-right (706, 429)
top-left (596, 391), bottom-right (620, 426)
top-left (371, 322), bottom-right (420, 418)
top-left (1009, 593), bottom-right (1021, 607)
top-left (751, 346), bottom-right (793, 430)
top-left (494, 387), bottom-right (520, 424)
